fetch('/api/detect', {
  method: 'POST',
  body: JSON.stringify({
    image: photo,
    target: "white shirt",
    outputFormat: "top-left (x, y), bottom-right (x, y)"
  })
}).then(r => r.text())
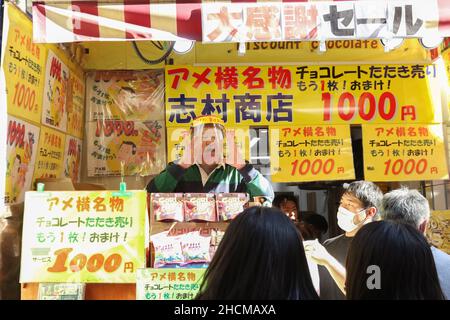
top-left (195, 163), bottom-right (226, 186)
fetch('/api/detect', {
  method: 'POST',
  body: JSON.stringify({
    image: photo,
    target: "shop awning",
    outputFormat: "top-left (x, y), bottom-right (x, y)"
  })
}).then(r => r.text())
top-left (32, 0), bottom-right (450, 44)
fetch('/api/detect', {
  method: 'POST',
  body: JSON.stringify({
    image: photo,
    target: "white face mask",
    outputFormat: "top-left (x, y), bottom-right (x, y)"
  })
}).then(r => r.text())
top-left (337, 206), bottom-right (367, 232)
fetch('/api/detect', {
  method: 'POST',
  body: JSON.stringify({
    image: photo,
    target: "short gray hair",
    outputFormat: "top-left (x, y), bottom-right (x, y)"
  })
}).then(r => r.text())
top-left (381, 187), bottom-right (430, 227)
top-left (344, 181), bottom-right (383, 217)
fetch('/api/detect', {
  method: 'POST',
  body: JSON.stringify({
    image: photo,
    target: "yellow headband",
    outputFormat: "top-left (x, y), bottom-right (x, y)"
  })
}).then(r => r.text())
top-left (191, 115), bottom-right (225, 128)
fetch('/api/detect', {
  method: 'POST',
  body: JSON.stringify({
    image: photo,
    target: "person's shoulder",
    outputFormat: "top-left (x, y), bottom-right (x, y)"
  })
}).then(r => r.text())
top-left (431, 246), bottom-right (450, 262)
top-left (323, 234), bottom-right (345, 247)
top-left (224, 164), bottom-right (234, 170)
top-left (224, 164), bottom-right (244, 173)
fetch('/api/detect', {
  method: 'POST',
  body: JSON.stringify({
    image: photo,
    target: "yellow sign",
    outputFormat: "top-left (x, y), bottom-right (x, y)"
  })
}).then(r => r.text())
top-left (166, 65), bottom-right (442, 127)
top-left (41, 50), bottom-right (70, 131)
top-left (20, 190), bottom-right (147, 283)
top-left (82, 39), bottom-right (432, 71)
top-left (166, 126), bottom-right (250, 163)
top-left (166, 127), bottom-right (190, 163)
top-left (33, 126), bottom-right (66, 182)
top-left (194, 40), bottom-right (432, 65)
top-left (87, 120), bottom-right (166, 177)
top-left (270, 125), bottom-right (355, 182)
top-left (3, 4), bottom-right (47, 124)
top-left (443, 48), bottom-right (450, 119)
top-left (427, 210), bottom-right (450, 255)
top-left (192, 115), bottom-right (225, 127)
top-left (136, 268), bottom-right (205, 300)
top-left (5, 116), bottom-right (40, 205)
top-left (86, 70), bottom-right (165, 122)
top-left (62, 135), bottom-right (82, 183)
top-left (362, 124), bottom-right (449, 182)
top-left (67, 73), bottom-right (85, 139)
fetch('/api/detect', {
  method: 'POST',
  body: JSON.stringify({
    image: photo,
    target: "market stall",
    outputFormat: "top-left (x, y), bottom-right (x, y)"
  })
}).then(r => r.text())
top-left (1, 0), bottom-right (450, 300)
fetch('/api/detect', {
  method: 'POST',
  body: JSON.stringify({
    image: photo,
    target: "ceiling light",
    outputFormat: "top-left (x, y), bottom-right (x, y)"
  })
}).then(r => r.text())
top-left (173, 40), bottom-right (194, 54)
top-left (380, 38), bottom-right (404, 52)
top-left (419, 35), bottom-right (444, 49)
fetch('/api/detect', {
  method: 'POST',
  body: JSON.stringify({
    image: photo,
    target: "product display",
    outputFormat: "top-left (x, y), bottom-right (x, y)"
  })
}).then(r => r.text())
top-left (151, 232), bottom-right (184, 268)
top-left (209, 229), bottom-right (225, 259)
top-left (180, 231), bottom-right (212, 265)
top-left (216, 193), bottom-right (249, 221)
top-left (152, 193), bottom-right (184, 222)
top-left (184, 193), bottom-right (217, 222)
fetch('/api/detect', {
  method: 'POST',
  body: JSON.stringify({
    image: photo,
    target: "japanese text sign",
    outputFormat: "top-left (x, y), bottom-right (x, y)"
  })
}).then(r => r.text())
top-left (33, 126), bottom-right (65, 182)
top-left (136, 268), bottom-right (205, 300)
top-left (86, 70), bottom-right (164, 122)
top-left (67, 73), bottom-right (85, 139)
top-left (20, 190), bottom-right (147, 283)
top-left (282, 2), bottom-right (319, 41)
top-left (87, 120), bottom-right (166, 177)
top-left (2, 6), bottom-right (47, 124)
top-left (270, 125), bottom-right (355, 183)
top-left (166, 65), bottom-right (441, 127)
top-left (62, 135), bottom-right (82, 183)
top-left (202, 1), bottom-right (443, 43)
top-left (362, 124), bottom-right (449, 182)
top-left (42, 50), bottom-right (69, 132)
top-left (86, 71), bottom-right (166, 177)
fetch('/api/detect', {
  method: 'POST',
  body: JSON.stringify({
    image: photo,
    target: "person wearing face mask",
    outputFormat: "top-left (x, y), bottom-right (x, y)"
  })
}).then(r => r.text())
top-left (317, 181), bottom-right (383, 300)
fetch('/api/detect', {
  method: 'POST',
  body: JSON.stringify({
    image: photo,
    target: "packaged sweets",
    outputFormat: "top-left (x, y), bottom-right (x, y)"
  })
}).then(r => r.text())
top-left (210, 229), bottom-right (225, 246)
top-left (152, 193), bottom-right (184, 222)
top-left (151, 231), bottom-right (184, 268)
top-left (210, 229), bottom-right (226, 259)
top-left (180, 231), bottom-right (212, 265)
top-left (184, 193), bottom-right (217, 222)
top-left (216, 193), bottom-right (249, 221)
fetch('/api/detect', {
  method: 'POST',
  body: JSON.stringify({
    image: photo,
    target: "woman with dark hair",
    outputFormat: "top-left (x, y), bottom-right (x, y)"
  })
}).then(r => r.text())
top-left (346, 220), bottom-right (445, 300)
top-left (196, 206), bottom-right (319, 300)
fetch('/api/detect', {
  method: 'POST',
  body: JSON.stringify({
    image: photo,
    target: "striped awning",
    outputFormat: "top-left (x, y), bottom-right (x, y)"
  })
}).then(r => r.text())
top-left (32, 0), bottom-right (450, 43)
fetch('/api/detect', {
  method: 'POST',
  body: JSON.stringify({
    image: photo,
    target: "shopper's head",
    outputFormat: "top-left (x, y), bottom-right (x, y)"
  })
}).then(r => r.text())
top-left (299, 212), bottom-right (328, 241)
top-left (196, 206), bottom-right (319, 300)
top-left (190, 116), bottom-right (225, 166)
top-left (381, 187), bottom-right (430, 234)
top-left (273, 194), bottom-right (299, 221)
top-left (337, 181), bottom-right (383, 234)
top-left (346, 220), bottom-right (445, 300)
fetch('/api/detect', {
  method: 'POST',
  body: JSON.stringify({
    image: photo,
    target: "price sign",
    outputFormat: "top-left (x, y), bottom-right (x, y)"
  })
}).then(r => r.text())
top-left (270, 125), bottom-right (355, 182)
top-left (166, 65), bottom-right (442, 127)
top-left (136, 268), bottom-right (205, 300)
top-left (33, 126), bottom-right (66, 182)
top-left (3, 5), bottom-right (47, 124)
top-left (362, 124), bottom-right (449, 181)
top-left (20, 190), bottom-right (147, 283)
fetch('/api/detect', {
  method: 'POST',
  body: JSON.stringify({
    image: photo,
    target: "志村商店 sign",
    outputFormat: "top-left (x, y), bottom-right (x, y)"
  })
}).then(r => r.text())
top-left (165, 64), bottom-right (442, 127)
